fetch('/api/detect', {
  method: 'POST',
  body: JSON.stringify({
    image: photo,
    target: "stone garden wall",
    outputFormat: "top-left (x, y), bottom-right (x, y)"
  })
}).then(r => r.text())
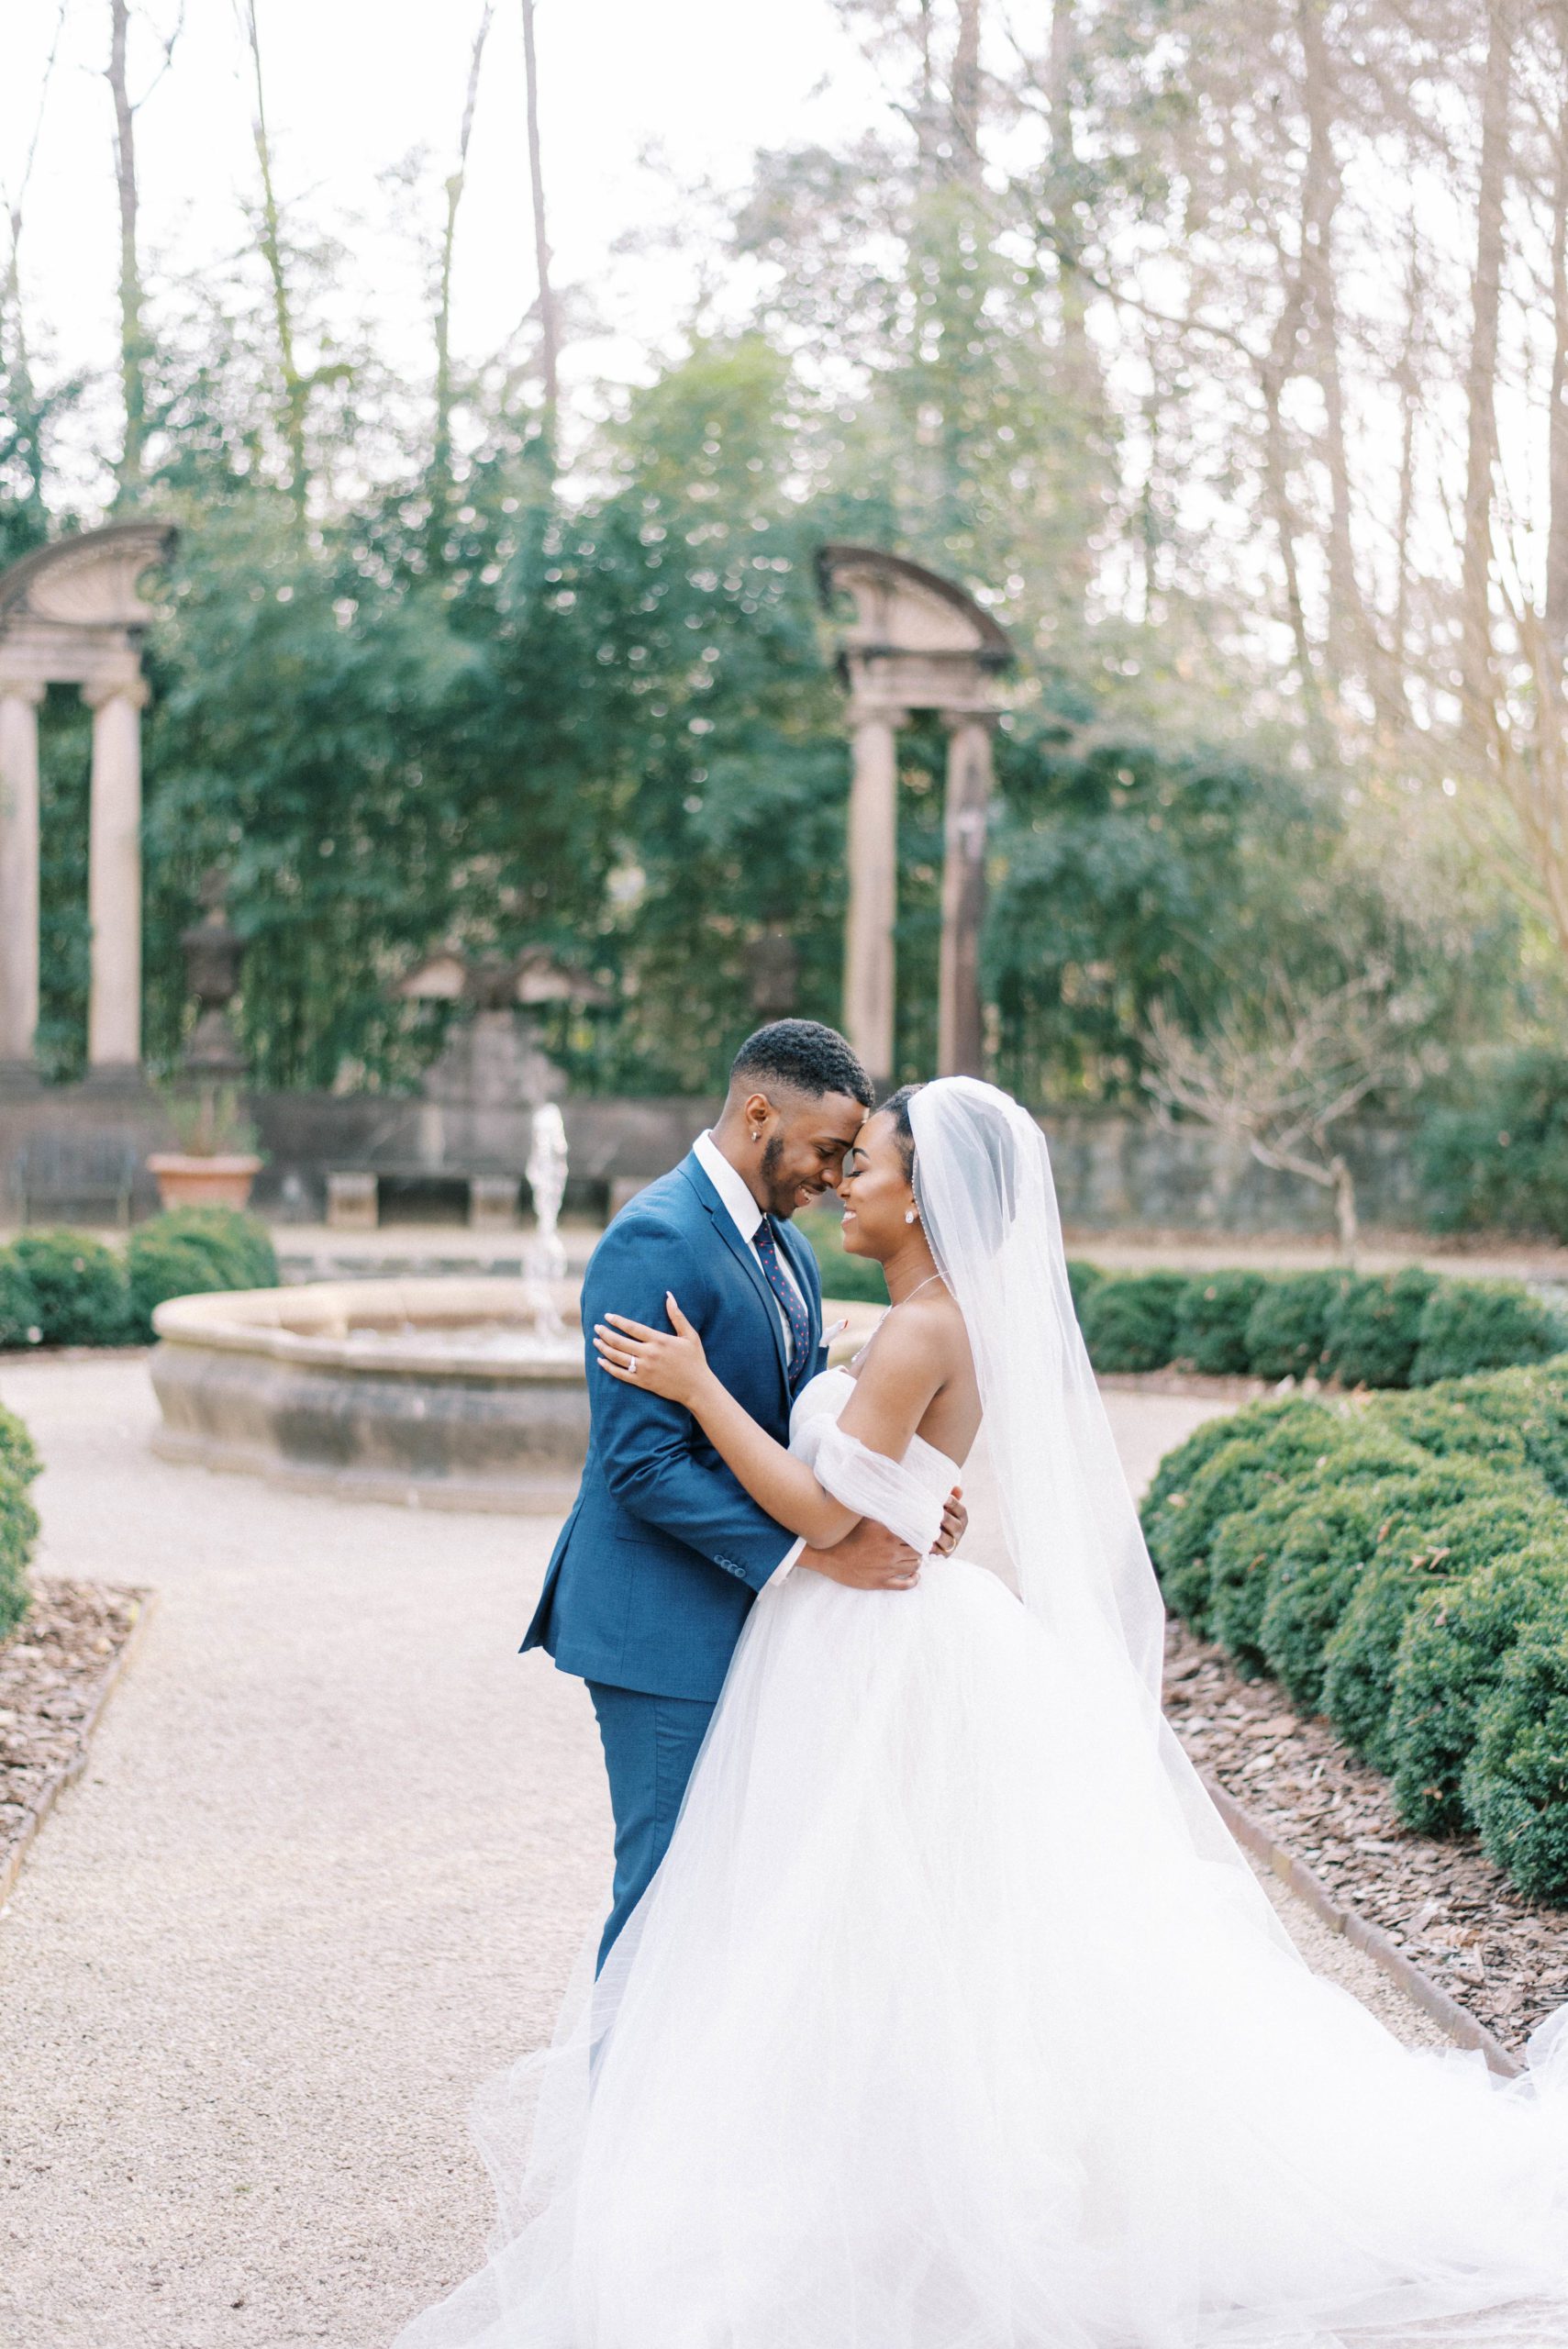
top-left (0, 1086), bottom-right (1423, 1235)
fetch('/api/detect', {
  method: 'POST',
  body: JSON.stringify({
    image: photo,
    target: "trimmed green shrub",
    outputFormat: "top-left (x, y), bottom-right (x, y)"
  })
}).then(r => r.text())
top-left (1388, 1548), bottom-right (1568, 1835)
top-left (1256, 1455), bottom-right (1507, 1715)
top-left (1082, 1272), bottom-right (1190, 1374)
top-left (9, 1230), bottom-right (129, 1347)
top-left (1365, 1385), bottom-right (1531, 1477)
top-left (1208, 1434), bottom-right (1429, 1680)
top-left (1242, 1271), bottom-right (1348, 1383)
top-left (1152, 1398), bottom-right (1346, 1633)
top-left (1409, 1278), bottom-right (1568, 1386)
top-left (1175, 1271), bottom-right (1267, 1376)
top-left (0, 1251), bottom-right (42, 1351)
top-left (1464, 1627), bottom-right (1568, 1901)
top-left (1322, 1269), bottom-right (1440, 1390)
top-left (147, 1205), bottom-right (276, 1287)
top-left (1066, 1258), bottom-right (1106, 1321)
top-left (125, 1207), bottom-right (282, 1341)
top-left (1321, 1487), bottom-right (1563, 1772)
top-left (0, 1404), bottom-right (41, 1639)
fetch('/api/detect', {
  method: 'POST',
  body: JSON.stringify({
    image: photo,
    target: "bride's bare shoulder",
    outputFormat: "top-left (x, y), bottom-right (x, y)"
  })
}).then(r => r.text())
top-left (866, 1286), bottom-right (969, 1381)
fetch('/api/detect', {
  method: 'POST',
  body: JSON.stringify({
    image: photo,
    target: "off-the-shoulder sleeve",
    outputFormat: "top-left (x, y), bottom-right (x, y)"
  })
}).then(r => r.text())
top-left (807, 1421), bottom-right (946, 1557)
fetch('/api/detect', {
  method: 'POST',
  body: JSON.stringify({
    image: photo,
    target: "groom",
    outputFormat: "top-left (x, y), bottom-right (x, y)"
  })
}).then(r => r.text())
top-left (524, 1019), bottom-right (960, 1968)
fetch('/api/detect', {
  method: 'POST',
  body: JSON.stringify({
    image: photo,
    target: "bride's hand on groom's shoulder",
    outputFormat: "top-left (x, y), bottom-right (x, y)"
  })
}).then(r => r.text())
top-left (594, 1295), bottom-right (709, 1407)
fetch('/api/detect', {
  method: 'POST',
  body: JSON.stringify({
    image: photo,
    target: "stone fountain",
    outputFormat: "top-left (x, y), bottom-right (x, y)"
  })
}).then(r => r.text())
top-left (148, 1100), bottom-right (592, 1513)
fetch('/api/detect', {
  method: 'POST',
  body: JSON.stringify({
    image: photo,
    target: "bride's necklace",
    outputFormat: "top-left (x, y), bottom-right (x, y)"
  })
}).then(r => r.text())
top-left (886, 1273), bottom-right (946, 1313)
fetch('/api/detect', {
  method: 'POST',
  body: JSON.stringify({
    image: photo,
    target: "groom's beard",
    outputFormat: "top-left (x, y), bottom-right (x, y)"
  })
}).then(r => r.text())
top-left (760, 1134), bottom-right (822, 1219)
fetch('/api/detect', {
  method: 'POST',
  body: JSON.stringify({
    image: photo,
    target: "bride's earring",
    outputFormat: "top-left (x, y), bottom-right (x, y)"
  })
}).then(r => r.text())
top-left (904, 1208), bottom-right (917, 1224)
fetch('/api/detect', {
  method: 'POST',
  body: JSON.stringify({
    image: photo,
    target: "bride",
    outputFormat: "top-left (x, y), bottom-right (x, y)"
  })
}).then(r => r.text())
top-left (395, 1077), bottom-right (1568, 2349)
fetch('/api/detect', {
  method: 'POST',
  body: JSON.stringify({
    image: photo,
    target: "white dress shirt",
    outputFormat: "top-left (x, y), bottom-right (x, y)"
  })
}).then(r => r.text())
top-left (693, 1130), bottom-right (808, 1584)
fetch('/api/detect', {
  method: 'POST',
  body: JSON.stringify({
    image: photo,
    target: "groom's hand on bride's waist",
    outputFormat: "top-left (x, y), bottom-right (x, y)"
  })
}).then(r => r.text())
top-left (798, 1491), bottom-right (964, 1591)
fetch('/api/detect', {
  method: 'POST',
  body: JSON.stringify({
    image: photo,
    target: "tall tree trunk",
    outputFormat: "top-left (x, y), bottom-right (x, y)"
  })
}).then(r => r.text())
top-left (240, 2), bottom-right (309, 517)
top-left (520, 0), bottom-right (560, 460)
top-left (1043, 0), bottom-right (1106, 613)
top-left (951, 0), bottom-right (982, 184)
top-left (1461, 0), bottom-right (1517, 731)
top-left (1547, 14), bottom-right (1568, 677)
top-left (1296, 0), bottom-right (1395, 724)
top-left (1391, 221), bottom-right (1422, 699)
top-left (107, 0), bottom-right (148, 502)
top-left (434, 3), bottom-right (495, 499)
top-left (916, 0), bottom-right (940, 179)
top-left (1260, 354), bottom-right (1332, 768)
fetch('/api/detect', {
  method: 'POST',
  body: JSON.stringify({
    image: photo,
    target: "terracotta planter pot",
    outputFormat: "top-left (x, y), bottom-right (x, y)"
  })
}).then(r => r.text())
top-left (146, 1153), bottom-right (262, 1212)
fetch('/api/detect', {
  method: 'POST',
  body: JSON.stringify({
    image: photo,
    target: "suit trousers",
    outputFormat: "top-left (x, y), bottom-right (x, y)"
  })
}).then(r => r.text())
top-left (588, 1681), bottom-right (717, 1974)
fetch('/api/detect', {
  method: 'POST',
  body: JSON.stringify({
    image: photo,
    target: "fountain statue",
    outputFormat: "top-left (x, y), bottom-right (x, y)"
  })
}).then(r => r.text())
top-left (527, 1102), bottom-right (569, 1275)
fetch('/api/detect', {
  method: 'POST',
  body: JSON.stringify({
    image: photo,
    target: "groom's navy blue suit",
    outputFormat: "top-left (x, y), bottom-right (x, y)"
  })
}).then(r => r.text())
top-left (522, 1147), bottom-right (826, 1965)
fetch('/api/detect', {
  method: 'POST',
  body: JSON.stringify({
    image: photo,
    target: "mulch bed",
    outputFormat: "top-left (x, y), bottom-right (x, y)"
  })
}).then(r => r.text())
top-left (0, 1576), bottom-right (149, 1906)
top-left (1163, 1616), bottom-right (1568, 2056)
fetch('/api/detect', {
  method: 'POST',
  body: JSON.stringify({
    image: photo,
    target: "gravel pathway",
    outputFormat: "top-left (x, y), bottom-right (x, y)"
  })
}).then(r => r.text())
top-left (0, 1364), bottom-right (1450, 2347)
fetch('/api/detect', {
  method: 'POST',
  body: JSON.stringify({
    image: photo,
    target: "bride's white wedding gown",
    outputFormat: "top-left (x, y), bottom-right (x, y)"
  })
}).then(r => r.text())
top-left (395, 1082), bottom-right (1568, 2349)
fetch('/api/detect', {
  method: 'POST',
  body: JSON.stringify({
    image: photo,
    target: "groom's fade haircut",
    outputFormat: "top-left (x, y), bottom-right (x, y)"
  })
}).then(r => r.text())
top-left (728, 1020), bottom-right (874, 1111)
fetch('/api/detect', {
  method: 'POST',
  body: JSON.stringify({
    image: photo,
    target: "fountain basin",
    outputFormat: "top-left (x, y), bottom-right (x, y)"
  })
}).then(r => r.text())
top-left (149, 1276), bottom-right (590, 1513)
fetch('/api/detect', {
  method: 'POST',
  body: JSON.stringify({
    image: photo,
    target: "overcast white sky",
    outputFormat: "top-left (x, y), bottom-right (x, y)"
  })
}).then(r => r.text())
top-left (3, 0), bottom-right (890, 495)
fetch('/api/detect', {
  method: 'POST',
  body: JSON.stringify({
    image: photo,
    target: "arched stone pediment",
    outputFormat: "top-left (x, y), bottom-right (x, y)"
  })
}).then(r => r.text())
top-left (0, 519), bottom-right (177, 631)
top-left (817, 544), bottom-right (1014, 668)
top-left (817, 543), bottom-right (1013, 721)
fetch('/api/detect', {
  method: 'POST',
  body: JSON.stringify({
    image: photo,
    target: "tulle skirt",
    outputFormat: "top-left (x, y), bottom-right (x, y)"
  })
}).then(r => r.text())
top-left (394, 1556), bottom-right (1568, 2349)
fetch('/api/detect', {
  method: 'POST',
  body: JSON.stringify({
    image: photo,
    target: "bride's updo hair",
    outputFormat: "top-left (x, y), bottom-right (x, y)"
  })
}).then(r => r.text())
top-left (879, 1082), bottom-right (925, 1180)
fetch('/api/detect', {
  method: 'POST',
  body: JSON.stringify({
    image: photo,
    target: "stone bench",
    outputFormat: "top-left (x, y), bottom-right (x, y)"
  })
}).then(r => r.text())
top-left (325, 1169), bottom-right (522, 1233)
top-left (13, 1133), bottom-right (140, 1228)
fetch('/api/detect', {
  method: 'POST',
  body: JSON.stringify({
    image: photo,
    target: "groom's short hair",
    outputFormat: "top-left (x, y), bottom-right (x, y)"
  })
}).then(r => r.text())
top-left (729, 1020), bottom-right (874, 1109)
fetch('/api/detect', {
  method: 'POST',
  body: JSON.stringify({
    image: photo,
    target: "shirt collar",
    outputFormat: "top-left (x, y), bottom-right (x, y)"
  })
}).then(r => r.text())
top-left (694, 1129), bottom-right (766, 1244)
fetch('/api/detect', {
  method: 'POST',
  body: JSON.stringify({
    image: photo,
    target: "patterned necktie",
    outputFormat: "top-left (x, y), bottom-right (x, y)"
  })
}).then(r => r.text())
top-left (752, 1217), bottom-right (810, 1386)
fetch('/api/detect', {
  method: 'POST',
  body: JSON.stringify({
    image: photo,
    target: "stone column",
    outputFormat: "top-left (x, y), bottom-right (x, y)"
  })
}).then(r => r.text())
top-left (0, 676), bottom-right (45, 1074)
top-left (83, 673), bottom-right (150, 1074)
top-left (842, 703), bottom-right (904, 1085)
top-left (937, 712), bottom-right (995, 1078)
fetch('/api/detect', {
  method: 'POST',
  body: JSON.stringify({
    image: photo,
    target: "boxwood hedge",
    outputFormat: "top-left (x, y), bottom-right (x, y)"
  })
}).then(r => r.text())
top-left (9, 1230), bottom-right (129, 1347)
top-left (1241, 1271), bottom-right (1349, 1382)
top-left (1321, 1269), bottom-right (1440, 1390)
top-left (1148, 1359), bottom-right (1568, 1903)
top-left (1081, 1272), bottom-right (1189, 1373)
top-left (1388, 1548), bottom-right (1568, 1835)
top-left (1409, 1279), bottom-right (1568, 1387)
top-left (1463, 1628), bottom-right (1568, 1903)
top-left (1174, 1271), bottom-right (1268, 1376)
top-left (1142, 1398), bottom-right (1345, 1635)
top-left (0, 1404), bottom-right (41, 1640)
top-left (0, 1209), bottom-right (279, 1351)
top-left (125, 1207), bottom-right (280, 1341)
top-left (1073, 1260), bottom-right (1565, 1390)
top-left (1320, 1488), bottom-right (1564, 1772)
top-left (1205, 1435), bottom-right (1428, 1676)
top-left (0, 1253), bottom-right (41, 1352)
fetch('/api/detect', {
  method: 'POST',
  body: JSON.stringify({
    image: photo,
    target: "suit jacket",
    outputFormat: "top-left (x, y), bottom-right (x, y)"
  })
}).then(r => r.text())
top-left (521, 1149), bottom-right (828, 1701)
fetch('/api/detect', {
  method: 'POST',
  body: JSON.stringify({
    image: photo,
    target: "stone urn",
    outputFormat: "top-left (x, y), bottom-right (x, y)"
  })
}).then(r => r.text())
top-left (147, 1152), bottom-right (263, 1210)
top-left (148, 871), bottom-right (262, 1211)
